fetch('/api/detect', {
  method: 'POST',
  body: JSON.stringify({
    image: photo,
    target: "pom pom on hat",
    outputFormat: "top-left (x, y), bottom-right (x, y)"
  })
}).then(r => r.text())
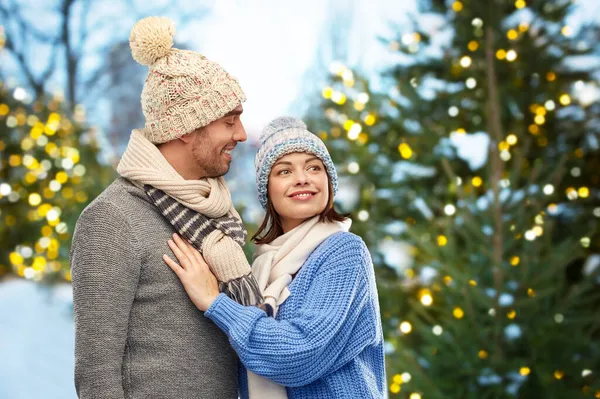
top-left (128, 16), bottom-right (246, 144)
top-left (129, 16), bottom-right (175, 66)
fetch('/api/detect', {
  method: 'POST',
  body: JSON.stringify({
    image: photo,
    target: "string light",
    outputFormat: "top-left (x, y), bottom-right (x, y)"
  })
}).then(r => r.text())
top-left (437, 235), bottom-right (448, 246)
top-left (559, 94), bottom-right (571, 106)
top-left (398, 143), bottom-right (413, 159)
top-left (460, 56), bottom-right (472, 68)
top-left (419, 288), bottom-right (433, 306)
top-left (400, 321), bottom-right (413, 334)
top-left (453, 307), bottom-right (464, 319)
top-left (468, 40), bottom-right (479, 51)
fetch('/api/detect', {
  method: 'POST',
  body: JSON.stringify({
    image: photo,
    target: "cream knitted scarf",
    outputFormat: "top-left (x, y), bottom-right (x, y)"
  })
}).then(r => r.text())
top-left (246, 215), bottom-right (351, 399)
top-left (117, 129), bottom-right (262, 306)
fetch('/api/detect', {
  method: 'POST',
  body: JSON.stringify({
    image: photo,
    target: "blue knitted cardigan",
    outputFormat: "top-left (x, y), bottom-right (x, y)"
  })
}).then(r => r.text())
top-left (205, 231), bottom-right (386, 398)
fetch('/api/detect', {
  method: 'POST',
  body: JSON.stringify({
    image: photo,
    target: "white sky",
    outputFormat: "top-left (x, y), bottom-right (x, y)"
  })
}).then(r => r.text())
top-left (176, 0), bottom-right (416, 138)
top-left (2, 0), bottom-right (598, 141)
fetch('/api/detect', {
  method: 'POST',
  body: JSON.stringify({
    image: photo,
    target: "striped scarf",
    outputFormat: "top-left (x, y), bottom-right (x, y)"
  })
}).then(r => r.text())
top-left (117, 129), bottom-right (263, 307)
top-left (144, 185), bottom-right (262, 304)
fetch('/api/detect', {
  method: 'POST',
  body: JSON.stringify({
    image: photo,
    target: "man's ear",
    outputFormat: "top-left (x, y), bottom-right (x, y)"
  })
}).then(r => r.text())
top-left (178, 131), bottom-right (195, 144)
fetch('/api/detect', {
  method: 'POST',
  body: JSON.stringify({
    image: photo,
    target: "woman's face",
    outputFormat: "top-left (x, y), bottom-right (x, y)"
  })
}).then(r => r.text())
top-left (268, 152), bottom-right (329, 233)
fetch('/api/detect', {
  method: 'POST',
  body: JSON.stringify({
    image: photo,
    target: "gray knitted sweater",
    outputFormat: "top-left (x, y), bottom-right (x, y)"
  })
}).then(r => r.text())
top-left (70, 177), bottom-right (238, 398)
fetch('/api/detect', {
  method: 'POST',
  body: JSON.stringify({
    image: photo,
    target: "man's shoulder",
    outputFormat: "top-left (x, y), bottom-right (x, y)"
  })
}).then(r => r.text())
top-left (78, 177), bottom-right (150, 221)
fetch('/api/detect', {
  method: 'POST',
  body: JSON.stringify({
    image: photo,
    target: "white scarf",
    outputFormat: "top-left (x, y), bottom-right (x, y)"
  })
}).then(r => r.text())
top-left (246, 216), bottom-right (351, 399)
top-left (117, 129), bottom-right (239, 219)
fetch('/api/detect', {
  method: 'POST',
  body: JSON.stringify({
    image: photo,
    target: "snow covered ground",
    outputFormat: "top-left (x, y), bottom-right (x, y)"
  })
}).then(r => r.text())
top-left (0, 279), bottom-right (77, 399)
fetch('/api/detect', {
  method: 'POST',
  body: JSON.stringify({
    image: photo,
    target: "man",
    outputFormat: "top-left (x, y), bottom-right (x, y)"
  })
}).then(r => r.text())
top-left (70, 16), bottom-right (255, 398)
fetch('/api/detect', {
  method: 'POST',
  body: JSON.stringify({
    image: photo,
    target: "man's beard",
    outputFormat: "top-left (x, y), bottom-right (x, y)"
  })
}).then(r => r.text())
top-left (192, 146), bottom-right (230, 178)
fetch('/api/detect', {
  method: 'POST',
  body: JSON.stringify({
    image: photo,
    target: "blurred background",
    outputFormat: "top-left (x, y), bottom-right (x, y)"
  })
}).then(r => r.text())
top-left (1, 0), bottom-right (600, 398)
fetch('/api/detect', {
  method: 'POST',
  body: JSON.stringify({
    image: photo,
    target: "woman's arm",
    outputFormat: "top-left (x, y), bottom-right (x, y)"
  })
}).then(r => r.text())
top-left (164, 233), bottom-right (377, 387)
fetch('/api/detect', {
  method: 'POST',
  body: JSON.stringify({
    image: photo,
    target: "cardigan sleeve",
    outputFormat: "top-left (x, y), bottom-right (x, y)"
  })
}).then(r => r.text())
top-left (70, 201), bottom-right (142, 399)
top-left (204, 235), bottom-right (375, 387)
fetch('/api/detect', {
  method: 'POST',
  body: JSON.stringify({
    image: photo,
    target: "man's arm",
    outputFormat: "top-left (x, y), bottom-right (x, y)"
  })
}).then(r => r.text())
top-left (70, 201), bottom-right (141, 398)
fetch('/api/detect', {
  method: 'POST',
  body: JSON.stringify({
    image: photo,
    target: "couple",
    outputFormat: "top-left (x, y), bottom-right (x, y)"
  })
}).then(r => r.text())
top-left (70, 16), bottom-right (385, 399)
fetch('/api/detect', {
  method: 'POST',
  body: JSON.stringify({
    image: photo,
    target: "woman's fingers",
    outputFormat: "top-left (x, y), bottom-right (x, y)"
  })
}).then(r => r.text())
top-left (163, 254), bottom-right (183, 275)
top-left (186, 240), bottom-right (204, 265)
top-left (172, 233), bottom-right (194, 258)
top-left (168, 237), bottom-right (190, 269)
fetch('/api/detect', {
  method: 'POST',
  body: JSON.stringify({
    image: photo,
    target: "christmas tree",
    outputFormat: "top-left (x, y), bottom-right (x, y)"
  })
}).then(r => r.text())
top-left (0, 80), bottom-right (114, 283)
top-left (305, 0), bottom-right (600, 397)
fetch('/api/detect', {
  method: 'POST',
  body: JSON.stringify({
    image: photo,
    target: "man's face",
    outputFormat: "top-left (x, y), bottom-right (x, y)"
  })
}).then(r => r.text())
top-left (191, 105), bottom-right (246, 178)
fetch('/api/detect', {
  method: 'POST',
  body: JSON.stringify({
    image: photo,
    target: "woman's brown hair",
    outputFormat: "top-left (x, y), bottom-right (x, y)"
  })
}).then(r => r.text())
top-left (252, 179), bottom-right (349, 245)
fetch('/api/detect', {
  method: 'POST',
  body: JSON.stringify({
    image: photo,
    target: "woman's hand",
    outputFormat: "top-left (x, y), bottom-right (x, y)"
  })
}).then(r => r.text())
top-left (163, 233), bottom-right (220, 312)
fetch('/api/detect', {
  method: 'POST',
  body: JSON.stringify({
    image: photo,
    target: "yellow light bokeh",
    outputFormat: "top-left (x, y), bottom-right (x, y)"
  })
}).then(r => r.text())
top-left (471, 176), bottom-right (483, 187)
top-left (398, 143), bottom-right (413, 159)
top-left (452, 1), bottom-right (463, 12)
top-left (515, 0), bottom-right (526, 9)
top-left (32, 256), bottom-right (47, 272)
top-left (437, 235), bottom-right (448, 247)
top-left (453, 307), bottom-right (465, 319)
top-left (496, 49), bottom-right (507, 60)
top-left (322, 87), bottom-right (333, 99)
top-left (343, 119), bottom-right (355, 131)
top-left (510, 256), bottom-right (520, 266)
top-left (507, 310), bottom-right (517, 319)
top-left (28, 193), bottom-right (42, 206)
top-left (520, 367), bottom-right (531, 376)
top-left (9, 154), bottom-right (22, 167)
top-left (399, 321), bottom-right (412, 334)
top-left (546, 72), bottom-right (556, 81)
top-left (507, 29), bottom-right (518, 40)
top-left (418, 288), bottom-right (433, 306)
top-left (559, 94), bottom-right (571, 106)
top-left (9, 252), bottom-right (24, 266)
top-left (498, 141), bottom-right (510, 151)
top-left (364, 113), bottom-right (376, 126)
top-left (468, 40), bottom-right (479, 52)
top-left (56, 171), bottom-right (69, 184)
top-left (478, 350), bottom-right (488, 359)
top-left (578, 187), bottom-right (590, 198)
top-left (554, 370), bottom-right (565, 380)
top-left (528, 124), bottom-right (539, 135)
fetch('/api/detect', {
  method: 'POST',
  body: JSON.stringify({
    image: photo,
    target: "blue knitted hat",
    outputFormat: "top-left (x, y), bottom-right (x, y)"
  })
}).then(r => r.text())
top-left (255, 116), bottom-right (338, 210)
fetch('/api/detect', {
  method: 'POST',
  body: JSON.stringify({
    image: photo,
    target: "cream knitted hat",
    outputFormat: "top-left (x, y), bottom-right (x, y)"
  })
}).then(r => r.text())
top-left (129, 16), bottom-right (247, 144)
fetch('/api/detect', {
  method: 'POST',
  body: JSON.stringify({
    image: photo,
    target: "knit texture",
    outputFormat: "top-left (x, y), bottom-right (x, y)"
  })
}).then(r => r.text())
top-left (145, 185), bottom-right (262, 305)
top-left (205, 232), bottom-right (386, 398)
top-left (130, 16), bottom-right (246, 143)
top-left (70, 177), bottom-right (238, 398)
top-left (117, 129), bottom-right (261, 296)
top-left (254, 117), bottom-right (338, 209)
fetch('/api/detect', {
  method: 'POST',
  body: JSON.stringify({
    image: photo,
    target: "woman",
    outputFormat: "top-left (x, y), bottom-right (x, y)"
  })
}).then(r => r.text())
top-left (164, 117), bottom-right (386, 398)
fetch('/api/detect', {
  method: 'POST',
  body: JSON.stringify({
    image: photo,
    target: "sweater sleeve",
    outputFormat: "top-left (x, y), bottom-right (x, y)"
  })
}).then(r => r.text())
top-left (70, 201), bottom-right (142, 399)
top-left (204, 235), bottom-right (374, 387)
